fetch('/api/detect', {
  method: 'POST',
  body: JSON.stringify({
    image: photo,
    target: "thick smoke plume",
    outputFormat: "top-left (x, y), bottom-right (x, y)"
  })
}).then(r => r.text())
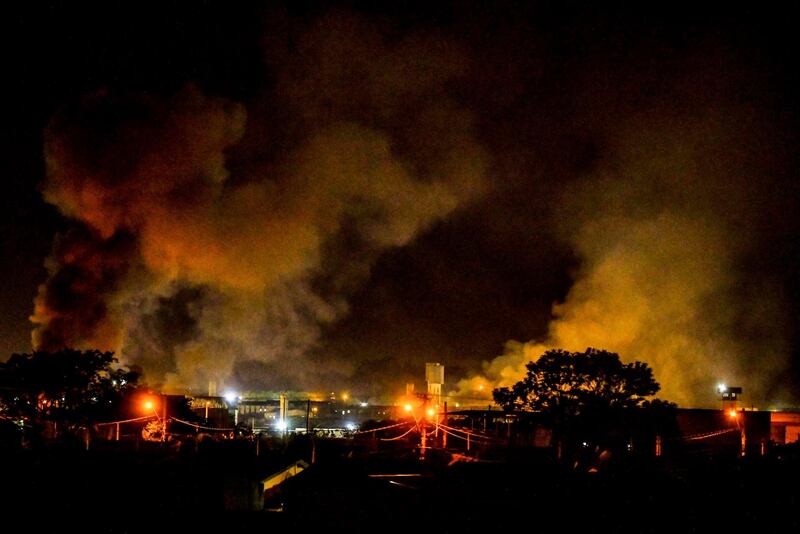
top-left (30, 8), bottom-right (796, 407)
top-left (457, 57), bottom-right (796, 408)
top-left (32, 14), bottom-right (486, 393)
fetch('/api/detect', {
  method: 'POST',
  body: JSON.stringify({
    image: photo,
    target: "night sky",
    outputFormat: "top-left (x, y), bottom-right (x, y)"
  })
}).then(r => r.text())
top-left (2, 2), bottom-right (799, 407)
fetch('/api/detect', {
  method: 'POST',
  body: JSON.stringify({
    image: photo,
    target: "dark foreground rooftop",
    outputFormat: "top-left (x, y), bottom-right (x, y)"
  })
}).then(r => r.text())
top-left (2, 437), bottom-right (800, 533)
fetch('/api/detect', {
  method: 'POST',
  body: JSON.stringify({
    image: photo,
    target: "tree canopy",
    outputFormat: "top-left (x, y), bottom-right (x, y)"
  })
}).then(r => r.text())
top-left (493, 348), bottom-right (661, 416)
top-left (0, 349), bottom-right (139, 424)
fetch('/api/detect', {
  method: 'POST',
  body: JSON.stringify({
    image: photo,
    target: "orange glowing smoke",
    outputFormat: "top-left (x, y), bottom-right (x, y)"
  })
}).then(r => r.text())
top-left (455, 102), bottom-right (791, 408)
top-left (31, 16), bottom-right (487, 392)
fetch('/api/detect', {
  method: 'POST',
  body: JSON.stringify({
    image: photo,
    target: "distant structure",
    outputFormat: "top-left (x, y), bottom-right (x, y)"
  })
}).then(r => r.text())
top-left (717, 384), bottom-right (742, 401)
top-left (717, 384), bottom-right (742, 412)
top-left (208, 381), bottom-right (217, 397)
top-left (426, 363), bottom-right (444, 407)
top-left (279, 394), bottom-right (288, 432)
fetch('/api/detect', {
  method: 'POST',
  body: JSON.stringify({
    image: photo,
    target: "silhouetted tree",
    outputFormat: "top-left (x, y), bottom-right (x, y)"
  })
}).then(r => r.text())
top-left (493, 348), bottom-right (672, 464)
top-left (0, 349), bottom-right (139, 428)
top-left (493, 348), bottom-right (660, 414)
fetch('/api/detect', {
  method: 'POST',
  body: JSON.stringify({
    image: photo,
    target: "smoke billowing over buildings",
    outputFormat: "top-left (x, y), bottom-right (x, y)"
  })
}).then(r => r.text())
top-left (4, 3), bottom-right (797, 407)
top-left (31, 14), bottom-right (487, 393)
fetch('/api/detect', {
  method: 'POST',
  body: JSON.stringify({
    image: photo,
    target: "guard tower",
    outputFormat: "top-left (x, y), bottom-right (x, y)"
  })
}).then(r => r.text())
top-left (717, 384), bottom-right (746, 456)
top-left (425, 363), bottom-right (444, 407)
top-left (717, 384), bottom-right (742, 414)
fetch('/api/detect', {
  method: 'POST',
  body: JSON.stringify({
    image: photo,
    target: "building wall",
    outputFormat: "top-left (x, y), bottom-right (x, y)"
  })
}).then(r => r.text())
top-left (770, 411), bottom-right (800, 445)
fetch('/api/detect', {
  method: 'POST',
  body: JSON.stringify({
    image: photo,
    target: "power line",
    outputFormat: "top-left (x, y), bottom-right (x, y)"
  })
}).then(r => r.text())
top-left (436, 392), bottom-right (496, 403)
top-left (168, 416), bottom-right (234, 432)
top-left (352, 421), bottom-right (410, 435)
top-left (95, 414), bottom-right (156, 426)
top-left (438, 422), bottom-right (502, 441)
top-left (677, 428), bottom-right (739, 441)
top-left (381, 424), bottom-right (419, 442)
top-left (438, 426), bottom-right (496, 445)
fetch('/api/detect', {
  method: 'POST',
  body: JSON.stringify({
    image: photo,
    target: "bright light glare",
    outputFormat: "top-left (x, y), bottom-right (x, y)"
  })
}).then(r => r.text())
top-left (404, 404), bottom-right (413, 412)
top-left (728, 409), bottom-right (738, 418)
top-left (717, 383), bottom-right (727, 393)
top-left (346, 422), bottom-right (357, 431)
top-left (224, 392), bottom-right (237, 403)
top-left (360, 402), bottom-right (368, 408)
top-left (427, 408), bottom-right (435, 417)
top-left (275, 420), bottom-right (287, 431)
top-left (144, 401), bottom-right (153, 411)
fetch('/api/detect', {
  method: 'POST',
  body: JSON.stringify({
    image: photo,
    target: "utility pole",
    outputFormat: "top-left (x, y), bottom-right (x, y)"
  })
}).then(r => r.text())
top-left (717, 385), bottom-right (744, 456)
top-left (442, 402), bottom-right (448, 449)
top-left (162, 394), bottom-right (167, 443)
top-left (418, 392), bottom-right (429, 461)
top-left (739, 410), bottom-right (747, 457)
top-left (279, 394), bottom-right (287, 435)
top-left (306, 399), bottom-right (311, 434)
top-left (420, 417), bottom-right (426, 460)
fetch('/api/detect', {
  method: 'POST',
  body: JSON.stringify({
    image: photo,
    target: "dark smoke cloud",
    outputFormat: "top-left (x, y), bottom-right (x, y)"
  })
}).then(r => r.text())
top-left (29, 5), bottom-right (799, 407)
top-left (455, 37), bottom-right (800, 408)
top-left (31, 226), bottom-right (138, 352)
top-left (33, 12), bottom-right (486, 394)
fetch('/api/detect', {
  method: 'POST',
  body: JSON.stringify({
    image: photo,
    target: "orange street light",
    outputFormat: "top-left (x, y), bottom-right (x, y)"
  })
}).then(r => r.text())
top-left (142, 397), bottom-right (158, 414)
top-left (142, 395), bottom-right (166, 442)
